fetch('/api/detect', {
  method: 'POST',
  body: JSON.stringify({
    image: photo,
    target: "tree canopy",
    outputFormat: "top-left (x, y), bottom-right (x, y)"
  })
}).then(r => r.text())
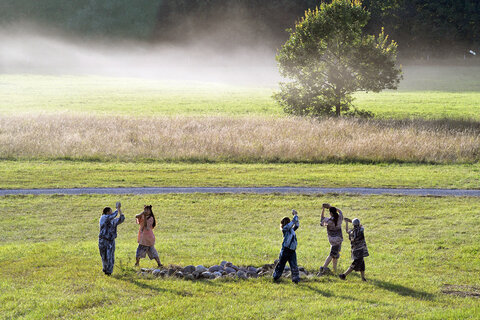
top-left (274, 0), bottom-right (402, 117)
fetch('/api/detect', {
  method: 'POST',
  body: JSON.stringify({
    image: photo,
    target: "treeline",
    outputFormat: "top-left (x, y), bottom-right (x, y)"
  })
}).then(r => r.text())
top-left (0, 0), bottom-right (159, 40)
top-left (155, 0), bottom-right (480, 58)
top-left (1, 0), bottom-right (479, 57)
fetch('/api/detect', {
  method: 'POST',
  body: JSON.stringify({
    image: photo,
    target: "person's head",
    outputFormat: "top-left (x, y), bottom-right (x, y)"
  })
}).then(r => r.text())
top-left (144, 205), bottom-right (156, 229)
top-left (329, 206), bottom-right (339, 226)
top-left (280, 216), bottom-right (291, 229)
top-left (103, 207), bottom-right (112, 215)
top-left (352, 218), bottom-right (360, 228)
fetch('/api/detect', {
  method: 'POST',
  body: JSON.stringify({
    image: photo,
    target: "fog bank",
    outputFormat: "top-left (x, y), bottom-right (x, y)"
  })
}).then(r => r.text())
top-left (0, 26), bottom-right (280, 85)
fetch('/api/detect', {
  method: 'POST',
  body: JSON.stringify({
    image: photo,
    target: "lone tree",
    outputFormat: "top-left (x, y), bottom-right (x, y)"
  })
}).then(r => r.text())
top-left (274, 0), bottom-right (402, 117)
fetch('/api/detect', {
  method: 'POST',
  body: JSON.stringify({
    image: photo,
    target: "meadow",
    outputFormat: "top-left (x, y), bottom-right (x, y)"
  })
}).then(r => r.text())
top-left (1, 194), bottom-right (479, 319)
top-left (1, 64), bottom-right (479, 319)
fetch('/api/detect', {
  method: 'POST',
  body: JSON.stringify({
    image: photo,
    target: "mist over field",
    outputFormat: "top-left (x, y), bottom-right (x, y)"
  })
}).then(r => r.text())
top-left (0, 25), bottom-right (280, 85)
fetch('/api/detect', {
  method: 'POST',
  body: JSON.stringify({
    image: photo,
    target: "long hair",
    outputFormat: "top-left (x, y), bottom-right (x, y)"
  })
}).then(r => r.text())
top-left (329, 207), bottom-right (339, 226)
top-left (145, 205), bottom-right (156, 229)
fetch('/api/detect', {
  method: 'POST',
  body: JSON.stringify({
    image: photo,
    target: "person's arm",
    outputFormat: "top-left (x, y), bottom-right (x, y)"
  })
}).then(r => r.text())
top-left (292, 210), bottom-right (299, 231)
top-left (114, 207), bottom-right (125, 226)
top-left (135, 211), bottom-right (145, 219)
top-left (321, 203), bottom-right (330, 226)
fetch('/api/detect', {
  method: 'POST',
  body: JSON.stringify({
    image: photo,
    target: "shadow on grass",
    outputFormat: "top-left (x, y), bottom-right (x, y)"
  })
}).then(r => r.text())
top-left (113, 274), bottom-right (194, 296)
top-left (370, 278), bottom-right (435, 300)
top-left (302, 284), bottom-right (334, 297)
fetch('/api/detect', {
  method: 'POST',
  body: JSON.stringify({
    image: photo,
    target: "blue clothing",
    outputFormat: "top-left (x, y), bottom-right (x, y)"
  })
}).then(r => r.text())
top-left (281, 215), bottom-right (299, 250)
top-left (99, 239), bottom-right (116, 275)
top-left (273, 215), bottom-right (300, 282)
top-left (99, 210), bottom-right (125, 240)
top-left (273, 247), bottom-right (300, 282)
top-left (98, 210), bottom-right (124, 275)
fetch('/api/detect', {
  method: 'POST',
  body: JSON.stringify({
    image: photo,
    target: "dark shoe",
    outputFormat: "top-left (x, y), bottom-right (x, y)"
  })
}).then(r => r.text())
top-left (362, 277), bottom-right (367, 282)
top-left (293, 279), bottom-right (300, 284)
top-left (273, 277), bottom-right (281, 283)
top-left (339, 274), bottom-right (346, 280)
top-left (105, 273), bottom-right (112, 276)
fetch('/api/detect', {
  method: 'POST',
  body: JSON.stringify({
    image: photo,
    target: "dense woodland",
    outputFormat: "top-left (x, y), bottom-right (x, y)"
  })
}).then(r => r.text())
top-left (1, 0), bottom-right (479, 58)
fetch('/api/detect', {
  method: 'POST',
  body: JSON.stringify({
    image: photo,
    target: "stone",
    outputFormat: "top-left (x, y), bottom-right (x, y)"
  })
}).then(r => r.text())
top-left (152, 269), bottom-right (162, 277)
top-left (225, 262), bottom-right (233, 268)
top-left (182, 265), bottom-right (196, 274)
top-left (184, 274), bottom-right (194, 280)
top-left (192, 271), bottom-right (201, 279)
top-left (220, 261), bottom-right (227, 267)
top-left (195, 265), bottom-right (208, 273)
top-left (247, 266), bottom-right (257, 273)
top-left (298, 267), bottom-right (306, 272)
top-left (225, 267), bottom-right (236, 274)
top-left (247, 271), bottom-right (258, 278)
top-left (201, 271), bottom-right (213, 279)
top-left (237, 270), bottom-right (247, 279)
top-left (159, 270), bottom-right (168, 277)
top-left (167, 268), bottom-right (176, 276)
top-left (174, 271), bottom-right (184, 278)
top-left (285, 267), bottom-right (290, 271)
top-left (283, 271), bottom-right (291, 278)
top-left (141, 268), bottom-right (153, 273)
top-left (209, 265), bottom-right (223, 273)
top-left (256, 267), bottom-right (263, 273)
top-left (230, 265), bottom-right (239, 271)
top-left (213, 271), bottom-right (223, 278)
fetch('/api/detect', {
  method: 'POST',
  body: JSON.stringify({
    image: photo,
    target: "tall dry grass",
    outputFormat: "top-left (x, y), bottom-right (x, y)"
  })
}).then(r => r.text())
top-left (0, 114), bottom-right (479, 163)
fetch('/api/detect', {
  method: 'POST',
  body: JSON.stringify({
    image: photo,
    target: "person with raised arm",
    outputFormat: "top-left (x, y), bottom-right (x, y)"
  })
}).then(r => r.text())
top-left (339, 218), bottom-right (369, 281)
top-left (319, 203), bottom-right (343, 275)
top-left (273, 209), bottom-right (300, 283)
top-left (98, 201), bottom-right (125, 275)
top-left (135, 205), bottom-right (162, 268)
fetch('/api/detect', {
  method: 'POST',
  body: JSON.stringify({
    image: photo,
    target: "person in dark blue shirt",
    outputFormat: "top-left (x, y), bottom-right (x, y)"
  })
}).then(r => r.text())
top-left (98, 202), bottom-right (125, 275)
top-left (273, 209), bottom-right (300, 283)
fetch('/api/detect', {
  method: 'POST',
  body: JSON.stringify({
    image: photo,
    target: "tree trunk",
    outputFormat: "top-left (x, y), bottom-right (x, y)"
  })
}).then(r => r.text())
top-left (335, 104), bottom-right (340, 117)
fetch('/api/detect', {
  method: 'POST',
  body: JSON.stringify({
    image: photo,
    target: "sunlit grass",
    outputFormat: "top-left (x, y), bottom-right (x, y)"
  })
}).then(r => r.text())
top-left (1, 115), bottom-right (479, 164)
top-left (0, 160), bottom-right (479, 190)
top-left (0, 194), bottom-right (479, 319)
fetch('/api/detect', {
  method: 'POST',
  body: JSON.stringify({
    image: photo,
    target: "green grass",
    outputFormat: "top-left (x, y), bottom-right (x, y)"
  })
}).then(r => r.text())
top-left (0, 194), bottom-right (479, 319)
top-left (1, 69), bottom-right (479, 119)
top-left (1, 161), bottom-right (479, 189)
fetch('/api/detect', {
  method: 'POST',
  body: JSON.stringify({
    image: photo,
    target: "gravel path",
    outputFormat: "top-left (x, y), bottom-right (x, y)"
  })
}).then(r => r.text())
top-left (1, 187), bottom-right (479, 197)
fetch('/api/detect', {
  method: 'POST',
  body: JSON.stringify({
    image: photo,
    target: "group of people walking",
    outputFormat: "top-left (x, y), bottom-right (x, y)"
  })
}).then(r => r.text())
top-left (98, 202), bottom-right (369, 282)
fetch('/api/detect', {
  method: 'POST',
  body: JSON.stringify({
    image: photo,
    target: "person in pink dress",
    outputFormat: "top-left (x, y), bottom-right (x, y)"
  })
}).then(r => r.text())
top-left (135, 205), bottom-right (162, 268)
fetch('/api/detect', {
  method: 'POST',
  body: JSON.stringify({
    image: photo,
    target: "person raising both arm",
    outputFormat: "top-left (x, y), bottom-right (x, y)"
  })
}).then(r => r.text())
top-left (135, 205), bottom-right (162, 268)
top-left (339, 218), bottom-right (369, 281)
top-left (98, 201), bottom-right (125, 276)
top-left (319, 203), bottom-right (343, 275)
top-left (273, 209), bottom-right (301, 284)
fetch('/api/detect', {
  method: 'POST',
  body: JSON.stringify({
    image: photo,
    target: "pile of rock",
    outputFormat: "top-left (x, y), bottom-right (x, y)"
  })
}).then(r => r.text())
top-left (138, 260), bottom-right (310, 280)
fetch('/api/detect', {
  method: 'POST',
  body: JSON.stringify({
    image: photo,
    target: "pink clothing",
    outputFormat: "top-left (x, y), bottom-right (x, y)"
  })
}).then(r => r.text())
top-left (137, 215), bottom-right (156, 246)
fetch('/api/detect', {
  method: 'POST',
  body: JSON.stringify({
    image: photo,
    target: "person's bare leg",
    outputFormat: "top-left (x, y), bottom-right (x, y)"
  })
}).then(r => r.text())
top-left (332, 258), bottom-right (338, 274)
top-left (135, 257), bottom-right (140, 266)
top-left (361, 271), bottom-right (366, 281)
top-left (154, 257), bottom-right (162, 268)
top-left (323, 255), bottom-right (332, 268)
top-left (339, 266), bottom-right (354, 280)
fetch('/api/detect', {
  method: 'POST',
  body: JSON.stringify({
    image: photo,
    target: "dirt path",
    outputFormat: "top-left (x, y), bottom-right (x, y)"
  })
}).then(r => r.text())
top-left (1, 187), bottom-right (479, 197)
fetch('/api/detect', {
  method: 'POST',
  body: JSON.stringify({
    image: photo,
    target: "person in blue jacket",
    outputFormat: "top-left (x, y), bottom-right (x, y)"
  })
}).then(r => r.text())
top-left (273, 209), bottom-right (300, 283)
top-left (99, 201), bottom-right (125, 275)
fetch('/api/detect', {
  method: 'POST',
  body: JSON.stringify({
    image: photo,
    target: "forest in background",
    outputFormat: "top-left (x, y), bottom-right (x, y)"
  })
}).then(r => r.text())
top-left (0, 0), bottom-right (479, 59)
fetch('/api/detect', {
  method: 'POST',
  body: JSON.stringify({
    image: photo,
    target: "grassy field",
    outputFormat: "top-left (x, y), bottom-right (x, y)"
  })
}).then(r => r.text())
top-left (1, 66), bottom-right (480, 119)
top-left (0, 161), bottom-right (479, 190)
top-left (0, 194), bottom-right (479, 319)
